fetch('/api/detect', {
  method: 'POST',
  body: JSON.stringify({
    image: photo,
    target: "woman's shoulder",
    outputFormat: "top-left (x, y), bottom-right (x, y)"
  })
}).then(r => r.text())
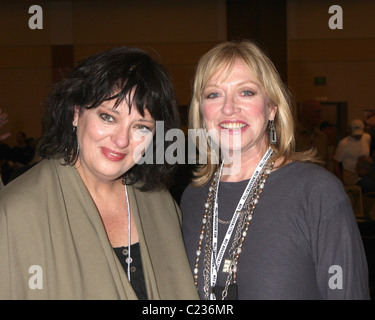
top-left (181, 183), bottom-right (200, 198)
top-left (0, 159), bottom-right (61, 202)
top-left (0, 160), bottom-right (55, 224)
top-left (278, 160), bottom-right (334, 176)
top-left (1, 160), bottom-right (42, 190)
top-left (182, 181), bottom-right (209, 197)
top-left (270, 161), bottom-right (353, 220)
top-left (274, 161), bottom-right (344, 190)
top-left (180, 181), bottom-right (211, 210)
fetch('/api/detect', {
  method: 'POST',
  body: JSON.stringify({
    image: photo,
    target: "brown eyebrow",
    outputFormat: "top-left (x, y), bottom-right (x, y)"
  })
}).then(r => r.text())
top-left (137, 119), bottom-right (155, 125)
top-left (205, 80), bottom-right (260, 88)
top-left (99, 102), bottom-right (155, 124)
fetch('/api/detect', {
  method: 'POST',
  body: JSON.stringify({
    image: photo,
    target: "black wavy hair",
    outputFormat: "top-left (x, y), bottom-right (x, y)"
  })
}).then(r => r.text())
top-left (39, 46), bottom-right (180, 191)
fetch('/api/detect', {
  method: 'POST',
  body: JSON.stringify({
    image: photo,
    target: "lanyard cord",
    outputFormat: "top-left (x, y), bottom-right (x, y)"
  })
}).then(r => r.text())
top-left (209, 147), bottom-right (273, 299)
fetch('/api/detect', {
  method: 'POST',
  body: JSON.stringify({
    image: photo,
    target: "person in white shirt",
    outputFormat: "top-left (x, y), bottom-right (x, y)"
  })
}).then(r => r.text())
top-left (333, 119), bottom-right (371, 185)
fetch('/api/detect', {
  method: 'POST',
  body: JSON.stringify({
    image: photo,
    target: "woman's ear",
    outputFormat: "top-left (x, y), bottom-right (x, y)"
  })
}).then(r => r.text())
top-left (72, 106), bottom-right (79, 127)
top-left (269, 104), bottom-right (278, 121)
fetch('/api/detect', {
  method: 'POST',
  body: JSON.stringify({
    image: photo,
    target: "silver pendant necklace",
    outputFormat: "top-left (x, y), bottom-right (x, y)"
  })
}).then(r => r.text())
top-left (124, 184), bottom-right (132, 281)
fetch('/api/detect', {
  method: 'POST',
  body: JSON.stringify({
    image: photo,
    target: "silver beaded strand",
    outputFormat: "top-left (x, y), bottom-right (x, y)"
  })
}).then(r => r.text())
top-left (194, 159), bottom-right (274, 300)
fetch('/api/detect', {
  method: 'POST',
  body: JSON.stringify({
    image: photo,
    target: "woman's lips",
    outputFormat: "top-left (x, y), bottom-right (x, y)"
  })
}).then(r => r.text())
top-left (101, 147), bottom-right (126, 161)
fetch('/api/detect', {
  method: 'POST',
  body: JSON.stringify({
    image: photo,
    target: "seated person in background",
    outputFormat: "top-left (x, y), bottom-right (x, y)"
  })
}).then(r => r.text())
top-left (356, 155), bottom-right (375, 194)
top-left (333, 119), bottom-right (371, 185)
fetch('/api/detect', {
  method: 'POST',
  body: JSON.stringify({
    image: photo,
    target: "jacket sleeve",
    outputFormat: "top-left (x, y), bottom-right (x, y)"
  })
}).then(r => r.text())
top-left (0, 201), bottom-right (11, 299)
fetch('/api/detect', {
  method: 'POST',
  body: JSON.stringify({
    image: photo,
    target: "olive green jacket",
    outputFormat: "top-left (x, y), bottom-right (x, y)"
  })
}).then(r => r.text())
top-left (0, 159), bottom-right (198, 300)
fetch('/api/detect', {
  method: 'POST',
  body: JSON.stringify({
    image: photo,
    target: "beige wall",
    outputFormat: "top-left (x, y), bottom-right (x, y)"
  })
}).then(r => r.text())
top-left (287, 0), bottom-right (375, 127)
top-left (1, 0), bottom-right (374, 147)
top-left (0, 0), bottom-right (226, 146)
top-left (0, 1), bottom-right (52, 146)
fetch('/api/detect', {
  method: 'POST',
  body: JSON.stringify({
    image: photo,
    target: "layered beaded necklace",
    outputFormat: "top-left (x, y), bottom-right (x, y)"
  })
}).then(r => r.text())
top-left (193, 147), bottom-right (274, 300)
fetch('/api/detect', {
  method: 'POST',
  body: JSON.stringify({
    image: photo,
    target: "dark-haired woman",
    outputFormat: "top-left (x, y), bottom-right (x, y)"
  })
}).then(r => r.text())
top-left (0, 47), bottom-right (199, 300)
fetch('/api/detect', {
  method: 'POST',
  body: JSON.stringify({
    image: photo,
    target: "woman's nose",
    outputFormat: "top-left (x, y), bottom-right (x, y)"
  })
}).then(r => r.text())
top-left (222, 95), bottom-right (239, 116)
top-left (111, 127), bottom-right (130, 148)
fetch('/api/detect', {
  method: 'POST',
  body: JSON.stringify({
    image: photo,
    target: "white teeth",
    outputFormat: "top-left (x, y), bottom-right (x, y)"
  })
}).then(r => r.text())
top-left (108, 151), bottom-right (120, 156)
top-left (220, 122), bottom-right (247, 129)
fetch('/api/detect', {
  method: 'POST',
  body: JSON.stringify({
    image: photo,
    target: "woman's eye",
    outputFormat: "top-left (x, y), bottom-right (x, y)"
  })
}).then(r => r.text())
top-left (135, 124), bottom-right (152, 133)
top-left (100, 113), bottom-right (114, 122)
top-left (206, 92), bottom-right (219, 99)
top-left (242, 90), bottom-right (254, 97)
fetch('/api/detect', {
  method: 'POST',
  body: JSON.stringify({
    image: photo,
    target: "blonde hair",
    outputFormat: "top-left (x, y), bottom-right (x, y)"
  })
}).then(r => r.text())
top-left (189, 40), bottom-right (315, 186)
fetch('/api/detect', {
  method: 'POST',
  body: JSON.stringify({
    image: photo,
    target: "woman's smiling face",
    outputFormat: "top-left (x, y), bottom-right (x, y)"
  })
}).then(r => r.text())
top-left (73, 98), bottom-right (155, 184)
top-left (201, 59), bottom-right (277, 158)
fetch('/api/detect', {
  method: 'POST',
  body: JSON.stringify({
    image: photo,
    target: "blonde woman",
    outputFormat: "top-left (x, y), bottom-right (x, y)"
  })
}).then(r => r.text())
top-left (181, 40), bottom-right (369, 300)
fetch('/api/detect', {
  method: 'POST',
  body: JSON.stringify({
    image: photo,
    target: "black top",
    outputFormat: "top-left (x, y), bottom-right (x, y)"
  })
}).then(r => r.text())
top-left (114, 242), bottom-right (147, 300)
top-left (181, 161), bottom-right (370, 299)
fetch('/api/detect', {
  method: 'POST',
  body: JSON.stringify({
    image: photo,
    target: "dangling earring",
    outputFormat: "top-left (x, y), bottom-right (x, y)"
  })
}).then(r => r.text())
top-left (202, 122), bottom-right (211, 144)
top-left (269, 120), bottom-right (277, 145)
top-left (73, 126), bottom-right (80, 155)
